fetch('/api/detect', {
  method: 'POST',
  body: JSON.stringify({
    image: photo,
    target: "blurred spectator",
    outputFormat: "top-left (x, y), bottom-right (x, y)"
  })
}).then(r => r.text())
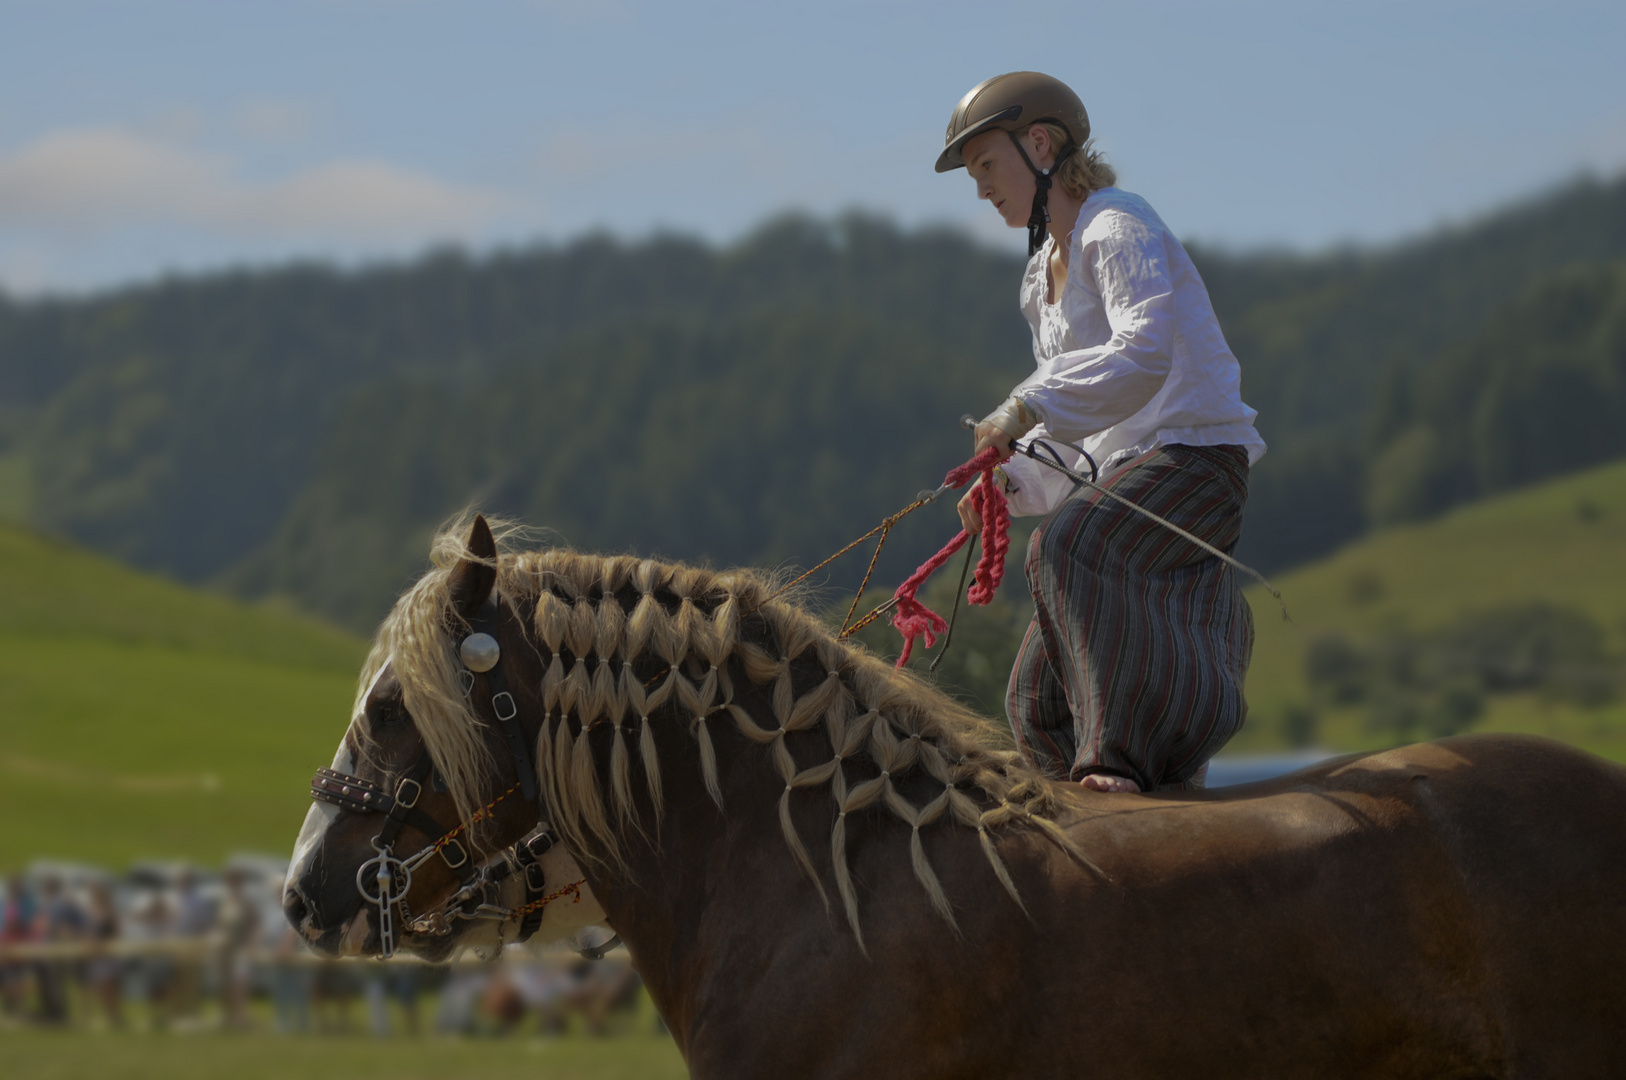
top-left (217, 868), bottom-right (260, 1030)
top-left (0, 858), bottom-right (651, 1039)
top-left (480, 970), bottom-right (527, 1034)
top-left (32, 876), bottom-right (87, 1024)
top-left (312, 958), bottom-right (358, 1033)
top-left (566, 958), bottom-right (642, 1036)
top-left (126, 892), bottom-right (175, 1030)
top-left (1, 875), bottom-right (37, 1018)
top-left (169, 870), bottom-right (214, 1022)
top-left (433, 965), bottom-right (490, 1035)
top-left (365, 963), bottom-right (422, 1036)
top-left (84, 882), bottom-right (124, 1028)
top-left (270, 925), bottom-right (313, 1035)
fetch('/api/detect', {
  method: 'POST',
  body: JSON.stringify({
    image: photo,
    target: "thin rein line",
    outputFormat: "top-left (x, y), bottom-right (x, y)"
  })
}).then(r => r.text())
top-left (754, 430), bottom-right (1288, 657)
top-left (928, 536), bottom-right (979, 673)
top-left (1016, 436), bottom-right (1292, 623)
top-left (757, 493), bottom-right (939, 635)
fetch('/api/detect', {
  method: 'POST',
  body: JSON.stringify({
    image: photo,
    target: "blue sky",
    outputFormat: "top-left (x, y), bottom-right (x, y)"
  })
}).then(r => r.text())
top-left (1, 0), bottom-right (1622, 294)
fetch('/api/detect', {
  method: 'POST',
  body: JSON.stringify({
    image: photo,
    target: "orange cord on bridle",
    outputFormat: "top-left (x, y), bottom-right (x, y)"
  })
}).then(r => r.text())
top-left (431, 782), bottom-right (522, 855)
top-left (503, 879), bottom-right (586, 921)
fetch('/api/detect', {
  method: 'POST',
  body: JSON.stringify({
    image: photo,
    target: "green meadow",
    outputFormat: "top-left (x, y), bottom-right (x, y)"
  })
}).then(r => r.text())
top-left (0, 525), bottom-right (366, 870)
top-left (0, 1030), bottom-right (686, 1080)
top-left (1237, 457), bottom-right (1626, 760)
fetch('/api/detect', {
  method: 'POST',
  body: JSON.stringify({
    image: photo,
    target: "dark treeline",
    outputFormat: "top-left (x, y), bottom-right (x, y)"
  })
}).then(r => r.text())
top-left (3, 178), bottom-right (1625, 632)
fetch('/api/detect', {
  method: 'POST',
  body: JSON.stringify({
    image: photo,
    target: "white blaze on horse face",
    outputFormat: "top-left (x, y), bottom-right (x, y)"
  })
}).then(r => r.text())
top-left (282, 699), bottom-right (368, 899)
top-left (339, 907), bottom-right (371, 957)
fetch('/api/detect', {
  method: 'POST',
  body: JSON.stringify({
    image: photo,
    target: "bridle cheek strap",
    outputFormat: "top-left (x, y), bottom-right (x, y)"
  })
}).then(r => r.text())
top-left (464, 600), bottom-right (542, 811)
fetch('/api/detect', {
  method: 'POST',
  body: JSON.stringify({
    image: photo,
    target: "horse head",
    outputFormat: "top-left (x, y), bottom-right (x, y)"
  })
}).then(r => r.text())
top-left (286, 509), bottom-right (1063, 967)
top-left (282, 515), bottom-right (608, 961)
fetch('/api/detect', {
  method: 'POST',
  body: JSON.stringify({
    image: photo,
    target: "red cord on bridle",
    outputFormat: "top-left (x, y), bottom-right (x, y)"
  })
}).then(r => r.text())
top-left (891, 446), bottom-right (1012, 667)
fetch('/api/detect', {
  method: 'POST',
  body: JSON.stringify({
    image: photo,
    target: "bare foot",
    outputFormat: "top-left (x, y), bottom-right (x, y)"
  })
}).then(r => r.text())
top-left (1079, 773), bottom-right (1141, 793)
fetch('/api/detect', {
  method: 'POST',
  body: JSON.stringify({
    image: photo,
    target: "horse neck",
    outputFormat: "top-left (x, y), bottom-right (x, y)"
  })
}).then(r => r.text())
top-left (555, 653), bottom-right (831, 1033)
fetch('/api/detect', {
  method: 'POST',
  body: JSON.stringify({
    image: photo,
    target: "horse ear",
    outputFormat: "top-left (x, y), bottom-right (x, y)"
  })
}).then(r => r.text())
top-left (449, 515), bottom-right (498, 617)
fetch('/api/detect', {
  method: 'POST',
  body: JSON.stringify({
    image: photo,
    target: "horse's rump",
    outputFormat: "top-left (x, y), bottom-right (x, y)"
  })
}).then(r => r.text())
top-left (960, 735), bottom-right (1626, 1075)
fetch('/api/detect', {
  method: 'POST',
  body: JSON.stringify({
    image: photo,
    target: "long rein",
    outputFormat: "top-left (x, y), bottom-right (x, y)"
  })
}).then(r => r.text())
top-left (762, 426), bottom-right (1289, 672)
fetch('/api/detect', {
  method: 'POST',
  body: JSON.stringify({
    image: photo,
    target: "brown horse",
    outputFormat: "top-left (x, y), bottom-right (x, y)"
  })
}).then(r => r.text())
top-left (284, 515), bottom-right (1626, 1078)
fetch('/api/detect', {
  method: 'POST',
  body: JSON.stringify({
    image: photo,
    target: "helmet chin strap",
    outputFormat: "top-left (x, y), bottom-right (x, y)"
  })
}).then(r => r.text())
top-left (1007, 130), bottom-right (1077, 257)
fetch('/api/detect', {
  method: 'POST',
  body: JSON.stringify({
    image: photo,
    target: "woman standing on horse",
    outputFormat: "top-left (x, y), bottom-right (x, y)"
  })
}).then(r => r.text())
top-left (940, 72), bottom-right (1265, 793)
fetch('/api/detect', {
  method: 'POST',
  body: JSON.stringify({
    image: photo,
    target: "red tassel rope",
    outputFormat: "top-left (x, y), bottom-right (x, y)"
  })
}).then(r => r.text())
top-left (891, 446), bottom-right (1012, 667)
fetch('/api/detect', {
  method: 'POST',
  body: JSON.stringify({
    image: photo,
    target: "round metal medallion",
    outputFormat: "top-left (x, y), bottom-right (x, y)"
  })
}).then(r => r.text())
top-left (459, 632), bottom-right (501, 672)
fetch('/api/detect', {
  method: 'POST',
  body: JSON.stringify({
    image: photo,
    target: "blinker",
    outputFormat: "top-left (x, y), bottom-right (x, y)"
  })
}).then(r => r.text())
top-left (460, 632), bottom-right (501, 672)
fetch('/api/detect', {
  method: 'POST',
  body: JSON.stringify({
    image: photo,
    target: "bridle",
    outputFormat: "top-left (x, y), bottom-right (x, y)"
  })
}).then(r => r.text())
top-left (306, 594), bottom-right (581, 959)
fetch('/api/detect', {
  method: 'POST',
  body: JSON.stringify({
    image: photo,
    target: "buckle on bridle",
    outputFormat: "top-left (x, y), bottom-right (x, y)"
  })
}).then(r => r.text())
top-left (439, 838), bottom-right (469, 870)
top-left (492, 691), bottom-right (518, 722)
top-left (395, 777), bottom-right (423, 808)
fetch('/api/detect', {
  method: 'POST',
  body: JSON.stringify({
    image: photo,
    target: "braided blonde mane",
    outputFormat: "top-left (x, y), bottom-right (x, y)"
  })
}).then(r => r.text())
top-left (361, 518), bottom-right (1089, 948)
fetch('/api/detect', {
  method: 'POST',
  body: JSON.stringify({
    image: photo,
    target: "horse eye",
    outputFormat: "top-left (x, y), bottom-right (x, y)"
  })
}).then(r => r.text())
top-left (431, 770), bottom-right (448, 793)
top-left (373, 701), bottom-right (407, 727)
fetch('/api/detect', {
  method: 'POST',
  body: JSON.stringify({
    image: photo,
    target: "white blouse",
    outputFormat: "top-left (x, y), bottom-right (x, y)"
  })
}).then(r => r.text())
top-left (1000, 187), bottom-right (1265, 517)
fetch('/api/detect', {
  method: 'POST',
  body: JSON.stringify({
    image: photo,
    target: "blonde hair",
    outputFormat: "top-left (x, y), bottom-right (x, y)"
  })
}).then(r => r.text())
top-left (1032, 122), bottom-right (1116, 200)
top-left (363, 514), bottom-right (1099, 949)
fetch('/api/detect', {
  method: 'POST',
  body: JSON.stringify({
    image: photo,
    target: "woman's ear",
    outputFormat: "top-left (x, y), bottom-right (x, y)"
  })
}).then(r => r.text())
top-left (1026, 124), bottom-right (1054, 170)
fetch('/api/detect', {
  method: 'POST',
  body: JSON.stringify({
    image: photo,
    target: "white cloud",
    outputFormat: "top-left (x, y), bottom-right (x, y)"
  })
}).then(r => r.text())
top-left (0, 127), bottom-right (507, 240)
top-left (221, 159), bottom-right (505, 234)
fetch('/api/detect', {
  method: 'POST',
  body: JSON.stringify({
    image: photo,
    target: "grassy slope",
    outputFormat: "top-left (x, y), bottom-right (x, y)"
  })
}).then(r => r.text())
top-left (0, 453), bottom-right (27, 524)
top-left (1, 1031), bottom-right (687, 1080)
top-left (1238, 457), bottom-right (1626, 759)
top-left (0, 525), bottom-right (367, 870)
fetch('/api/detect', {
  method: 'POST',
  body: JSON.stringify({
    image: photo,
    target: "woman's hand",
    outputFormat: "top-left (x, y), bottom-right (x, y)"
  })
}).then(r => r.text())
top-left (957, 476), bottom-right (985, 535)
top-left (974, 397), bottom-right (1033, 460)
top-left (973, 420), bottom-right (1015, 461)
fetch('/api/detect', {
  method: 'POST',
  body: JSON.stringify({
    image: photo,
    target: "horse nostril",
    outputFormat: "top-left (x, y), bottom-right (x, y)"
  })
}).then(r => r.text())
top-left (283, 887), bottom-right (311, 930)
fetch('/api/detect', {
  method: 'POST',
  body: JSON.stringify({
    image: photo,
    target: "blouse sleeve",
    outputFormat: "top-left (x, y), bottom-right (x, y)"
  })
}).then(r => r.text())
top-left (1011, 209), bottom-right (1176, 442)
top-left (998, 422), bottom-right (1080, 517)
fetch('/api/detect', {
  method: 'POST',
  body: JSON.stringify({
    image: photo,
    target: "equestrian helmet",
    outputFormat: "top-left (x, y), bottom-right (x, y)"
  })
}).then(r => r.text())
top-left (935, 71), bottom-right (1091, 173)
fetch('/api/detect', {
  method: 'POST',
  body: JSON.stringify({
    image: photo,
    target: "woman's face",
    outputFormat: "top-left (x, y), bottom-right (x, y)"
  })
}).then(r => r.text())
top-left (963, 127), bottom-right (1043, 229)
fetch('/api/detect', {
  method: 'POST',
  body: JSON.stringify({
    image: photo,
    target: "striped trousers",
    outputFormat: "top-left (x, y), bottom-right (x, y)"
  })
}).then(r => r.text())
top-left (1006, 444), bottom-right (1253, 791)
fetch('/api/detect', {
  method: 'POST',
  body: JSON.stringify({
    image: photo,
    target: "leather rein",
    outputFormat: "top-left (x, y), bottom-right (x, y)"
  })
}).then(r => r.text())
top-left (305, 595), bottom-right (582, 959)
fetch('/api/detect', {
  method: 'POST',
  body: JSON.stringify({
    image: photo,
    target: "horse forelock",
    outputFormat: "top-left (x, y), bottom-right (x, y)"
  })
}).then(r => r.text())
top-left (353, 563), bottom-right (499, 831)
top-left (375, 518), bottom-right (1081, 946)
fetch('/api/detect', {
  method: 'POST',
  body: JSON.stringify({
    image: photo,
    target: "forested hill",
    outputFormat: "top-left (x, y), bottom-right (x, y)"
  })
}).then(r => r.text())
top-left (1202, 175), bottom-right (1626, 566)
top-left (2, 177), bottom-right (1625, 631)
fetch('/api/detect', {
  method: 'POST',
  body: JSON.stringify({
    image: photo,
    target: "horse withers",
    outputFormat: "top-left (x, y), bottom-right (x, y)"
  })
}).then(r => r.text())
top-left (286, 515), bottom-right (1626, 1078)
